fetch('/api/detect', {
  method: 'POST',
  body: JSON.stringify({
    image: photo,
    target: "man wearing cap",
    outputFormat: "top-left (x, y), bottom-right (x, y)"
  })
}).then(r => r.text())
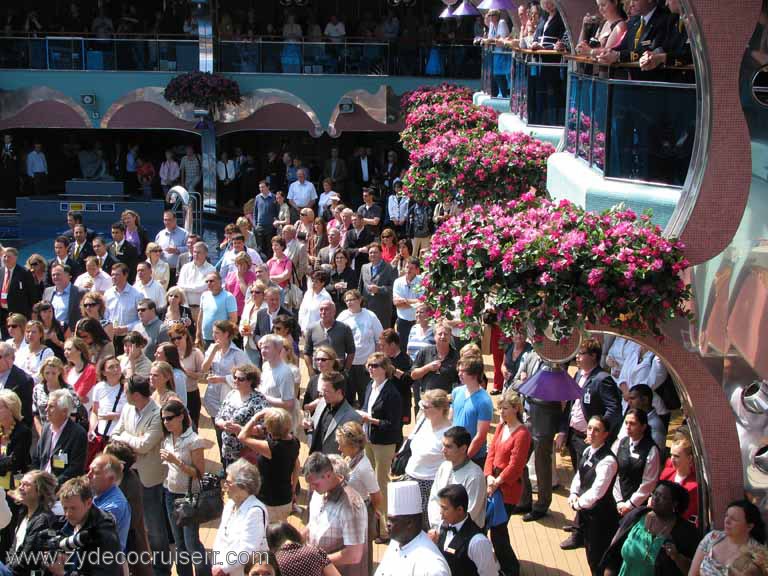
top-left (432, 484), bottom-right (501, 576)
top-left (374, 480), bottom-right (450, 576)
top-left (304, 452), bottom-right (367, 576)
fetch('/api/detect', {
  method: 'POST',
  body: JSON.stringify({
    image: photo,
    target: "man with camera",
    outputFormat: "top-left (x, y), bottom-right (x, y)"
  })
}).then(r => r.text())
top-left (47, 477), bottom-right (122, 576)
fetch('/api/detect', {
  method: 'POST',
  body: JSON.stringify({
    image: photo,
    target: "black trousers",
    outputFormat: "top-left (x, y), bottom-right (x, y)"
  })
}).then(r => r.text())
top-left (489, 503), bottom-right (520, 576)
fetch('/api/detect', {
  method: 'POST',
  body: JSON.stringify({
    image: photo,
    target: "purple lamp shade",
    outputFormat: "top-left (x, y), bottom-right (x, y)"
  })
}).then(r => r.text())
top-left (453, 1), bottom-right (481, 17)
top-left (439, 5), bottom-right (456, 18)
top-left (518, 364), bottom-right (583, 402)
top-left (478, 0), bottom-right (516, 10)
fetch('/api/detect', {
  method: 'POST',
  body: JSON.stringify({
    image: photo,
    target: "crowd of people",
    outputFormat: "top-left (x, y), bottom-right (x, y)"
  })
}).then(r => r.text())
top-left (0, 152), bottom-right (763, 576)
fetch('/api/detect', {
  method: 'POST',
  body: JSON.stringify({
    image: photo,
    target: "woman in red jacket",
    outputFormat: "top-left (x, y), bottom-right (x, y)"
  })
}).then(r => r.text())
top-left (484, 388), bottom-right (531, 576)
top-left (659, 433), bottom-right (699, 523)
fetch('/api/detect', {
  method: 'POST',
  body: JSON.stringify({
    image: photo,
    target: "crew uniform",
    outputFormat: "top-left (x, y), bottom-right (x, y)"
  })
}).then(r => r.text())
top-left (569, 443), bottom-right (619, 575)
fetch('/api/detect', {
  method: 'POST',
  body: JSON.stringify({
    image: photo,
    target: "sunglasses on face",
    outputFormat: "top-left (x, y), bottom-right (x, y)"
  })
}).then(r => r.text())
top-left (170, 336), bottom-right (184, 342)
top-left (367, 363), bottom-right (381, 370)
top-left (233, 375), bottom-right (248, 382)
top-left (83, 302), bottom-right (98, 308)
top-left (161, 415), bottom-right (179, 422)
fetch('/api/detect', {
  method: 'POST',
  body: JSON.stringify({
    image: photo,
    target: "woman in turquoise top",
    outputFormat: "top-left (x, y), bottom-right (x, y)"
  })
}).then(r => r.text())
top-left (601, 480), bottom-right (700, 576)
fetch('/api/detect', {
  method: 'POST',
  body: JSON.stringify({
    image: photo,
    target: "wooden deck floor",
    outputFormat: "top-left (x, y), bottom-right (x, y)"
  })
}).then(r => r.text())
top-left (193, 359), bottom-right (596, 576)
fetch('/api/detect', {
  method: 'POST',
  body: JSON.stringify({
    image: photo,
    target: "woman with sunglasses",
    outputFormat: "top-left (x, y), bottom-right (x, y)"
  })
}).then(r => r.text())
top-left (78, 292), bottom-right (114, 341)
top-left (25, 254), bottom-right (48, 296)
top-left (379, 228), bottom-right (398, 263)
top-left (89, 356), bottom-right (127, 447)
top-left (295, 208), bottom-right (315, 244)
top-left (215, 365), bottom-right (268, 469)
top-left (33, 356), bottom-right (81, 436)
top-left (145, 242), bottom-right (170, 291)
top-left (164, 287), bottom-right (194, 335)
top-left (356, 352), bottom-right (402, 543)
top-left (75, 317), bottom-right (114, 367)
top-left (16, 320), bottom-right (53, 382)
top-left (63, 336), bottom-right (96, 411)
top-left (240, 281), bottom-right (268, 366)
top-left (328, 250), bottom-right (357, 312)
top-left (302, 345), bottom-right (342, 411)
top-left (159, 399), bottom-right (212, 576)
top-left (168, 325), bottom-right (203, 430)
top-left (5, 313), bottom-right (28, 355)
top-left (155, 343), bottom-right (188, 406)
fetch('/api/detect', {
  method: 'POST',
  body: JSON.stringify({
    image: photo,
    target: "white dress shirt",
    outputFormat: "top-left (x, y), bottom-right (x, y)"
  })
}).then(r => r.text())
top-left (134, 278), bottom-right (167, 311)
top-left (74, 270), bottom-right (112, 293)
top-left (216, 160), bottom-right (236, 182)
top-left (336, 308), bottom-right (383, 366)
top-left (569, 444), bottom-right (618, 510)
top-left (374, 530), bottom-right (450, 576)
top-left (617, 349), bottom-right (669, 415)
top-left (219, 247), bottom-right (263, 280)
top-left (440, 516), bottom-right (500, 576)
top-left (104, 283), bottom-right (143, 329)
top-left (177, 260), bottom-right (216, 306)
top-left (298, 289), bottom-right (332, 333)
top-left (287, 180), bottom-right (318, 209)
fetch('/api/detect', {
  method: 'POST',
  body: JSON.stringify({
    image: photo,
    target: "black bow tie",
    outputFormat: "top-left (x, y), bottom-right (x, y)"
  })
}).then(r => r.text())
top-left (441, 525), bottom-right (457, 534)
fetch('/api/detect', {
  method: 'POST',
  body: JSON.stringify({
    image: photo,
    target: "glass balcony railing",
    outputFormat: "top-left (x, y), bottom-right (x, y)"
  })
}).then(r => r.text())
top-left (481, 46), bottom-right (567, 127)
top-left (0, 36), bottom-right (200, 71)
top-left (567, 57), bottom-right (696, 187)
top-left (0, 34), bottom-right (480, 78)
top-left (218, 39), bottom-right (481, 77)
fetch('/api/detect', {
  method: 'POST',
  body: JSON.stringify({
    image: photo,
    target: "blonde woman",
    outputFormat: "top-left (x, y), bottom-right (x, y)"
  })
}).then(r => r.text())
top-left (6, 313), bottom-right (28, 355)
top-left (239, 407), bottom-right (300, 523)
top-left (146, 242), bottom-right (170, 291)
top-left (0, 389), bottom-right (32, 490)
top-left (25, 254), bottom-right (48, 296)
top-left (149, 360), bottom-right (179, 406)
top-left (163, 286), bottom-right (194, 331)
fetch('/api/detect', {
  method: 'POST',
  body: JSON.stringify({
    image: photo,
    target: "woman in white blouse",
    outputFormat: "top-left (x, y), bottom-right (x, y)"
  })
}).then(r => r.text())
top-left (402, 389), bottom-right (452, 528)
top-left (145, 242), bottom-right (170, 291)
top-left (16, 320), bottom-right (53, 382)
top-left (89, 356), bottom-right (127, 442)
top-left (213, 458), bottom-right (269, 576)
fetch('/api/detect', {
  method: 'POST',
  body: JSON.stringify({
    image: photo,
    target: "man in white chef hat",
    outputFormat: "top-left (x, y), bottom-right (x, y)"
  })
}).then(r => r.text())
top-left (374, 481), bottom-right (450, 576)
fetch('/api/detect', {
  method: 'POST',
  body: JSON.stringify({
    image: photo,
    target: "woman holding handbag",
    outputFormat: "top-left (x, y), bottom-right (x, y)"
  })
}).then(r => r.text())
top-left (88, 356), bottom-right (127, 465)
top-left (401, 389), bottom-right (452, 529)
top-left (159, 399), bottom-right (212, 576)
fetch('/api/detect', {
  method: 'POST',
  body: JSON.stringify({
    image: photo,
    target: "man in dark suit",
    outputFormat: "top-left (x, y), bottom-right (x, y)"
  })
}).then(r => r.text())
top-left (349, 147), bottom-right (376, 209)
top-left (532, 0), bottom-right (567, 47)
top-left (61, 210), bottom-right (96, 243)
top-left (358, 244), bottom-right (397, 330)
top-left (32, 387), bottom-right (87, 486)
top-left (254, 287), bottom-right (297, 341)
top-left (317, 227), bottom-right (344, 269)
top-left (0, 342), bottom-right (34, 426)
top-left (108, 221), bottom-right (140, 282)
top-left (92, 235), bottom-right (117, 274)
top-left (68, 223), bottom-right (95, 272)
top-left (43, 263), bottom-right (86, 332)
top-left (0, 247), bottom-right (39, 338)
top-left (380, 150), bottom-right (400, 196)
top-left (557, 337), bottom-right (622, 549)
top-left (598, 0), bottom-right (667, 65)
top-left (47, 235), bottom-right (81, 285)
top-left (309, 371), bottom-right (361, 455)
top-left (343, 213), bottom-right (374, 271)
top-left (323, 146), bottom-right (348, 194)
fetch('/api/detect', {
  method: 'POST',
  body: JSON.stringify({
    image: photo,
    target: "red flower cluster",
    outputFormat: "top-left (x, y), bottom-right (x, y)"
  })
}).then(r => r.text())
top-left (164, 72), bottom-right (242, 112)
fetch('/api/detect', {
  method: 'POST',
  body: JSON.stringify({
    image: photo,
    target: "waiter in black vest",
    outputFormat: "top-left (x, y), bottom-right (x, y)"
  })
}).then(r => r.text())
top-left (433, 484), bottom-right (500, 576)
top-left (612, 408), bottom-right (661, 517)
top-left (567, 415), bottom-right (619, 576)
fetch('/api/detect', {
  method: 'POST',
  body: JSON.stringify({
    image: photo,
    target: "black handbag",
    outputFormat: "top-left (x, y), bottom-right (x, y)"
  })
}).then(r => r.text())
top-left (390, 416), bottom-right (426, 477)
top-left (173, 472), bottom-right (224, 527)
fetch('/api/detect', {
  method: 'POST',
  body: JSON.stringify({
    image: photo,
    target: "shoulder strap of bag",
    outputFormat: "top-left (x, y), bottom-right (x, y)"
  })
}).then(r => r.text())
top-left (100, 385), bottom-right (123, 438)
top-left (399, 415), bottom-right (426, 454)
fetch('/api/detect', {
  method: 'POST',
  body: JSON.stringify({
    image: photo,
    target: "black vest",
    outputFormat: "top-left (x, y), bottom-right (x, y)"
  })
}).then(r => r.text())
top-left (578, 443), bottom-right (617, 516)
top-left (616, 435), bottom-right (656, 502)
top-left (437, 516), bottom-right (483, 576)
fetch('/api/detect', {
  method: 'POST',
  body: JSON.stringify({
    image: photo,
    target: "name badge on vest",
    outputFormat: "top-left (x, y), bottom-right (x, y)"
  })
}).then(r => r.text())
top-left (641, 40), bottom-right (652, 47)
top-left (584, 459), bottom-right (594, 468)
top-left (630, 451), bottom-right (641, 459)
top-left (583, 390), bottom-right (592, 405)
top-left (446, 547), bottom-right (457, 555)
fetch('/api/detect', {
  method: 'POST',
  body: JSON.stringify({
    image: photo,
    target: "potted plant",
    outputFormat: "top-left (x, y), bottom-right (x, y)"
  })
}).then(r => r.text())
top-left (164, 71), bottom-right (242, 119)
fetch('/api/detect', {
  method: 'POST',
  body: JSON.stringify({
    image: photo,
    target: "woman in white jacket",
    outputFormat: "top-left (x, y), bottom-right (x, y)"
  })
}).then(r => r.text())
top-left (213, 458), bottom-right (269, 576)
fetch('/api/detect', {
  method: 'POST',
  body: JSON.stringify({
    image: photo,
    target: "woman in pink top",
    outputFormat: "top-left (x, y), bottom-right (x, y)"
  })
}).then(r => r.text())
top-left (268, 236), bottom-right (293, 289)
top-left (224, 252), bottom-right (257, 318)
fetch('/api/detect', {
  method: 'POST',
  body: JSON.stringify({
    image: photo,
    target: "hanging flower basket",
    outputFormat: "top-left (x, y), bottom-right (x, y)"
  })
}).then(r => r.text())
top-left (422, 193), bottom-right (692, 341)
top-left (403, 130), bottom-right (555, 205)
top-left (164, 71), bottom-right (242, 118)
top-left (400, 83), bottom-right (475, 112)
top-left (400, 101), bottom-right (498, 152)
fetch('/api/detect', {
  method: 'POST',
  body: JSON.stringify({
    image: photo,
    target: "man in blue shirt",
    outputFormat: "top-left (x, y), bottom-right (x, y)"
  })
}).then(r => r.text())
top-left (88, 453), bottom-right (131, 551)
top-left (451, 356), bottom-right (494, 470)
top-left (196, 271), bottom-right (237, 348)
top-left (43, 263), bottom-right (85, 331)
top-left (252, 179), bottom-right (278, 258)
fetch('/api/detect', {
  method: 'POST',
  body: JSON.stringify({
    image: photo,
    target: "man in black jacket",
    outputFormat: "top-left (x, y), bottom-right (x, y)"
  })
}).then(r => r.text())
top-left (432, 484), bottom-right (501, 576)
top-left (0, 247), bottom-right (39, 338)
top-left (33, 389), bottom-right (87, 487)
top-left (598, 0), bottom-right (667, 66)
top-left (108, 222), bottom-right (140, 283)
top-left (51, 476), bottom-right (122, 576)
top-left (48, 236), bottom-right (82, 285)
top-left (0, 342), bottom-right (34, 427)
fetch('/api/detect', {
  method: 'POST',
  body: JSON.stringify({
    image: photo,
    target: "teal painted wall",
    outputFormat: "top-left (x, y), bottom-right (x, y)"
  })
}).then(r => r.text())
top-left (0, 71), bottom-right (479, 130)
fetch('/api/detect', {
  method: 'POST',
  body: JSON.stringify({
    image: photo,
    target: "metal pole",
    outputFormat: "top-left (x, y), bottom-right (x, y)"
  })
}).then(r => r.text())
top-left (195, 1), bottom-right (218, 214)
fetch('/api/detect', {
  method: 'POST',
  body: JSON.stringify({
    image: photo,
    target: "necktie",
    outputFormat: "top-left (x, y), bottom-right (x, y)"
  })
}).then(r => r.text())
top-left (634, 18), bottom-right (645, 50)
top-left (98, 257), bottom-right (102, 267)
top-left (0, 268), bottom-right (10, 307)
top-left (74, 244), bottom-right (80, 260)
top-left (678, 19), bottom-right (684, 34)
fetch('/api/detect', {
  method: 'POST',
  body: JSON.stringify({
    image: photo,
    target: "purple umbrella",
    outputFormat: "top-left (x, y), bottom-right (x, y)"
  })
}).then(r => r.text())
top-left (518, 364), bottom-right (583, 401)
top-left (478, 0), bottom-right (516, 10)
top-left (453, 1), bottom-right (481, 17)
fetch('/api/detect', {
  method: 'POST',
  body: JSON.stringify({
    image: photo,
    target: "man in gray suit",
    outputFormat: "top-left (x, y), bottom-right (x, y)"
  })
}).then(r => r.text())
top-left (308, 371), bottom-right (361, 455)
top-left (43, 262), bottom-right (86, 332)
top-left (358, 243), bottom-right (397, 329)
